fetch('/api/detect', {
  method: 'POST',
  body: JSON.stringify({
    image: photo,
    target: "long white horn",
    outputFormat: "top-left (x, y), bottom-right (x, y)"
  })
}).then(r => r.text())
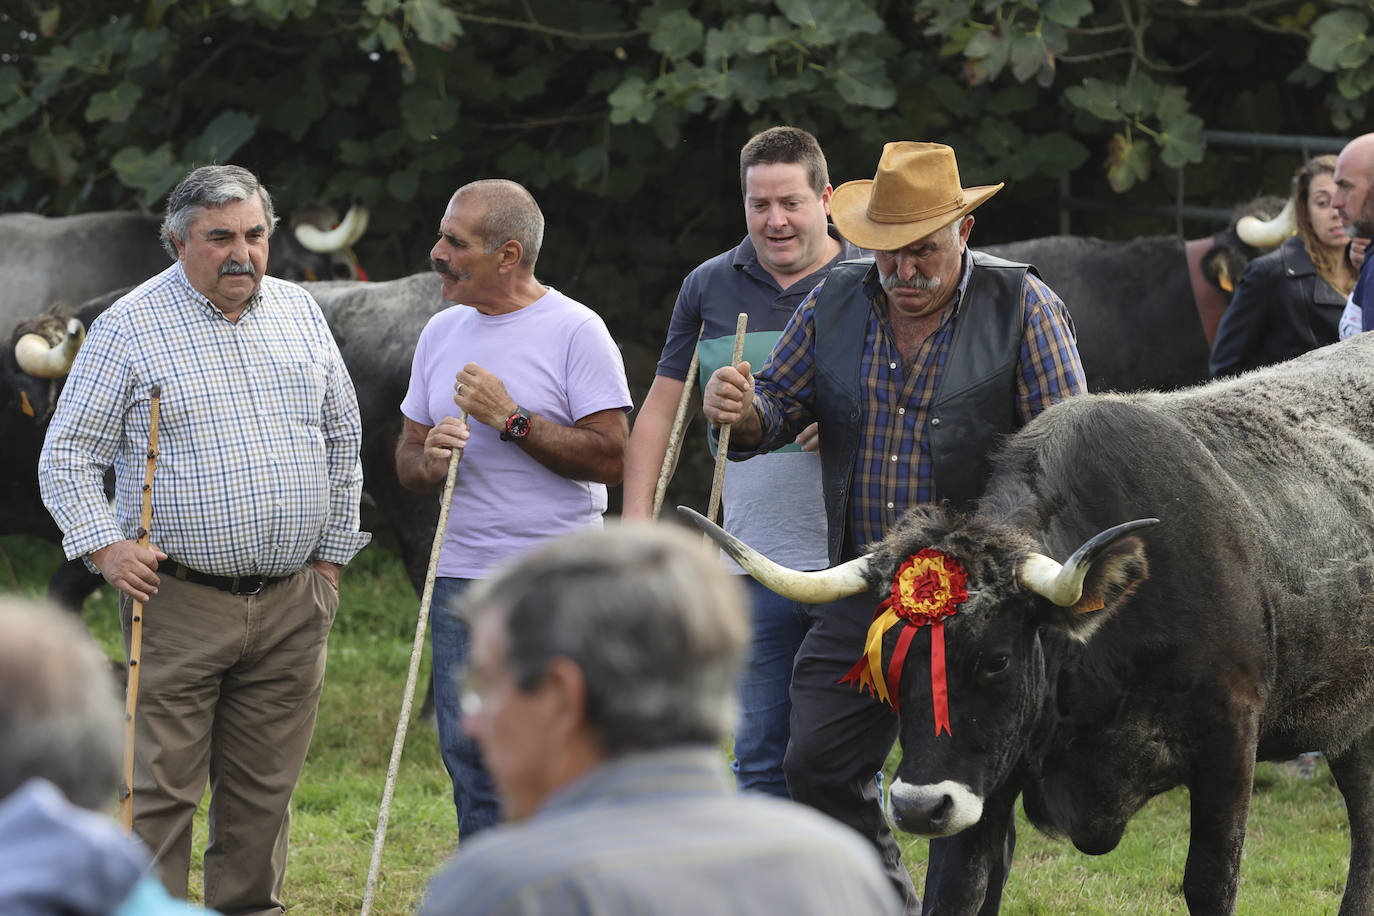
top-left (1236, 198), bottom-right (1295, 249)
top-left (341, 205), bottom-right (369, 248)
top-left (677, 506), bottom-right (873, 603)
top-left (15, 318), bottom-right (85, 379)
top-left (1017, 518), bottom-right (1159, 606)
top-left (294, 205), bottom-right (369, 253)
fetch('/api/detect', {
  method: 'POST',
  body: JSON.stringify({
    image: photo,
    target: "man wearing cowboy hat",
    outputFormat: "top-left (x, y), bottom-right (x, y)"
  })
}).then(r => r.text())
top-left (702, 141), bottom-right (1086, 910)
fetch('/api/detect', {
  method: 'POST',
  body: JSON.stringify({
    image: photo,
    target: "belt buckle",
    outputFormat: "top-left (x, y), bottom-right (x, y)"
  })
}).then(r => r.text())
top-left (230, 575), bottom-right (265, 596)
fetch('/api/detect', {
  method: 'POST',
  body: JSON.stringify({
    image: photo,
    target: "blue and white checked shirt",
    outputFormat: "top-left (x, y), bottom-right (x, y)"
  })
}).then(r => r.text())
top-left (39, 262), bottom-right (370, 576)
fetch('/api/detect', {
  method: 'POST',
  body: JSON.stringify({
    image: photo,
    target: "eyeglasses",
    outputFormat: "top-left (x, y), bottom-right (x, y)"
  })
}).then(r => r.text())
top-left (460, 662), bottom-right (549, 718)
top-left (460, 667), bottom-right (493, 718)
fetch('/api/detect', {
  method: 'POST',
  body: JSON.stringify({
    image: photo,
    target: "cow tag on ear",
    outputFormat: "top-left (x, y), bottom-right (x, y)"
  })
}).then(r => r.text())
top-left (1056, 539), bottom-right (1148, 643)
top-left (1075, 537), bottom-right (1148, 618)
top-left (1071, 592), bottom-right (1105, 615)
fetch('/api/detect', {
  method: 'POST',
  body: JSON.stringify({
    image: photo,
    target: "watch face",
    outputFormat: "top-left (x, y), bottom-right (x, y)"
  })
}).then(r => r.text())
top-left (504, 410), bottom-right (530, 440)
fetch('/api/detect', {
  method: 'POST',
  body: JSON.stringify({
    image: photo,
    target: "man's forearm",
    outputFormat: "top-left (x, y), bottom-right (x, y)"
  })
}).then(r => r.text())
top-left (622, 377), bottom-right (688, 519)
top-left (716, 403), bottom-right (764, 451)
top-left (517, 412), bottom-right (627, 484)
top-left (395, 439), bottom-right (444, 493)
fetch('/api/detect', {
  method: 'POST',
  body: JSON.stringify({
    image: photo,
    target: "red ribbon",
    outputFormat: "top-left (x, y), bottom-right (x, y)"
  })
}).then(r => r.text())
top-left (883, 618), bottom-right (951, 735)
top-left (930, 620), bottom-right (949, 736)
top-left (840, 548), bottom-right (966, 736)
top-left (886, 626), bottom-right (917, 713)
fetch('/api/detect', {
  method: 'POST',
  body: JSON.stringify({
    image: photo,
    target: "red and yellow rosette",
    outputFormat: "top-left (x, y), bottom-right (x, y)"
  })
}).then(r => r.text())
top-left (840, 548), bottom-right (968, 735)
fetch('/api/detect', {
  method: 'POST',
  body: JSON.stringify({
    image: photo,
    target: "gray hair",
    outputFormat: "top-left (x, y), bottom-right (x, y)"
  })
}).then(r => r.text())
top-left (453, 179), bottom-right (544, 268)
top-left (463, 522), bottom-right (749, 754)
top-left (160, 164), bottom-right (278, 258)
top-left (0, 598), bottom-right (123, 811)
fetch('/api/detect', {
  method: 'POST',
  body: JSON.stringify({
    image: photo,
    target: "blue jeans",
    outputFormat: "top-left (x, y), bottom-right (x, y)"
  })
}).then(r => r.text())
top-left (431, 577), bottom-right (500, 837)
top-left (732, 576), bottom-right (811, 798)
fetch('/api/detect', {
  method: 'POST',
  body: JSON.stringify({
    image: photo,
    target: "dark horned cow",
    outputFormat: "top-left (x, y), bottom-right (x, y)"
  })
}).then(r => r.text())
top-left (686, 333), bottom-right (1374, 915)
top-left (983, 197), bottom-right (1286, 394)
top-left (985, 236), bottom-right (1208, 393)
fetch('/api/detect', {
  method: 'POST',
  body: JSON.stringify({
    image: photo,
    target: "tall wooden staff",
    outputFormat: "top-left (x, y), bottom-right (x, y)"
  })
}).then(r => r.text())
top-left (705, 313), bottom-right (748, 527)
top-left (361, 413), bottom-right (466, 916)
top-left (120, 383), bottom-right (161, 834)
top-left (651, 343), bottom-right (700, 520)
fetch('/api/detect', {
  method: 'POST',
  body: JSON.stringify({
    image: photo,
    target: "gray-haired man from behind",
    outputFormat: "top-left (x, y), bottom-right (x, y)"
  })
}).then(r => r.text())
top-left (417, 522), bottom-right (903, 915)
top-left (0, 598), bottom-right (213, 915)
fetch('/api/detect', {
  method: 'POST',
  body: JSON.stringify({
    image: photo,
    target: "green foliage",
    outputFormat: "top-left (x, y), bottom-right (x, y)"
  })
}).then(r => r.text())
top-left (917, 0), bottom-right (1364, 190)
top-left (0, 0), bottom-right (1365, 297)
top-left (1306, 3), bottom-right (1374, 127)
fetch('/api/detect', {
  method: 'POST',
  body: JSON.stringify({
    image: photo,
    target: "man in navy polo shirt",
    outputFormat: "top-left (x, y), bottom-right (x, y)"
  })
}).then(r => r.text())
top-left (622, 127), bottom-right (862, 798)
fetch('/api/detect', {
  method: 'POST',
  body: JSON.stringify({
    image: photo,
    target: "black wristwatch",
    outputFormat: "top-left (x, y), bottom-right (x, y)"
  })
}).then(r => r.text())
top-left (500, 406), bottom-right (531, 441)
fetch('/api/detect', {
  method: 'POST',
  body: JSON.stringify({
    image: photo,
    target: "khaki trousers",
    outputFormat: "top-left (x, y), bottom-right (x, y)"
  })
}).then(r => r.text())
top-left (120, 565), bottom-right (338, 916)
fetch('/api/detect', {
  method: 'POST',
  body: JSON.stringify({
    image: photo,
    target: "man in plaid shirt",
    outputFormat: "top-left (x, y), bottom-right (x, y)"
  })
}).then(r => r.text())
top-left (39, 165), bottom-right (369, 915)
top-left (703, 142), bottom-right (1086, 912)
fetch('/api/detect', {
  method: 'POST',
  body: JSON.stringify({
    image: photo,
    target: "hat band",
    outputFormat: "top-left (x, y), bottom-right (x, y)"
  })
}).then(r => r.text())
top-left (866, 192), bottom-right (966, 226)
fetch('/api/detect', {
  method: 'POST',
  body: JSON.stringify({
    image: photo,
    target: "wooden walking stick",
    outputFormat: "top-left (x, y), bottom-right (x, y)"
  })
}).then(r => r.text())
top-left (120, 383), bottom-right (161, 834)
top-left (361, 413), bottom-right (466, 916)
top-left (705, 313), bottom-right (748, 527)
top-left (651, 340), bottom-right (701, 520)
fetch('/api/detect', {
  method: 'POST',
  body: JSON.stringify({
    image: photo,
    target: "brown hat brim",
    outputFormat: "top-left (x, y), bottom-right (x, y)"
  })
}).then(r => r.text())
top-left (830, 180), bottom-right (1004, 252)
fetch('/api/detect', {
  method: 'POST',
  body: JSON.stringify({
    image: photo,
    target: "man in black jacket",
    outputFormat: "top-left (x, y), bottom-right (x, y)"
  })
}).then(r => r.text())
top-left (703, 141), bottom-right (1086, 912)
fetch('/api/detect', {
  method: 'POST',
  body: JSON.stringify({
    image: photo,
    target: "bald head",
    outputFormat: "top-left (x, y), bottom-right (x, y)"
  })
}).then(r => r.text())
top-left (1334, 133), bottom-right (1374, 238)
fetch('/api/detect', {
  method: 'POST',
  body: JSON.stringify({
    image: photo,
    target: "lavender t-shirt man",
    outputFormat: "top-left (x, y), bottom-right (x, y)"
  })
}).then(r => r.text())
top-left (401, 286), bottom-right (632, 578)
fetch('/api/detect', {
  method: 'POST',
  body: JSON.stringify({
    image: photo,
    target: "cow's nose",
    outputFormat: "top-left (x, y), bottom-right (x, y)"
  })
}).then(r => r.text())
top-left (887, 777), bottom-right (984, 838)
top-left (892, 787), bottom-right (953, 833)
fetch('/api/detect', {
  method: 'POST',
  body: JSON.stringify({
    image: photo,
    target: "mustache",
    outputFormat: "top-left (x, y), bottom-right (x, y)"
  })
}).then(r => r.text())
top-left (881, 270), bottom-right (941, 292)
top-left (431, 259), bottom-right (460, 280)
top-left (219, 260), bottom-right (256, 278)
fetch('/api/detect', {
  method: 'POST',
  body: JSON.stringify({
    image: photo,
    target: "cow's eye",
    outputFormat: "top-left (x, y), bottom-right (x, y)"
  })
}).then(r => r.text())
top-left (977, 652), bottom-right (1010, 685)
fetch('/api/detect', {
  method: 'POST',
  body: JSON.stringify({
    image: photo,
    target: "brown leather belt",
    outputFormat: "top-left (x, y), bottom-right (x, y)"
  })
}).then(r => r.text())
top-left (165, 560), bottom-right (291, 596)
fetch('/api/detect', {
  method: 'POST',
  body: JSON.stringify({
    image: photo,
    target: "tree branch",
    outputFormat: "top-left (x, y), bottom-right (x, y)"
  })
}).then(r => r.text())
top-left (479, 111), bottom-right (609, 131)
top-left (1059, 46), bottom-right (1136, 64)
top-left (1136, 47), bottom-right (1213, 74)
top-left (1069, 23), bottom-right (1131, 36)
top-left (455, 11), bottom-right (647, 42)
top-left (1155, 0), bottom-right (1295, 20)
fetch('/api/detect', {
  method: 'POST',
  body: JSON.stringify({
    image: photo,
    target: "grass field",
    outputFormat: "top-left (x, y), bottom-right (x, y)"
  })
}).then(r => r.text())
top-left (0, 532), bottom-right (1351, 914)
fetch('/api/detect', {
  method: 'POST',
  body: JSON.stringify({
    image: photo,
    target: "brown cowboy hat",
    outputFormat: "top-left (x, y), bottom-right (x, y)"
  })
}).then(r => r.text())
top-left (831, 142), bottom-right (1004, 251)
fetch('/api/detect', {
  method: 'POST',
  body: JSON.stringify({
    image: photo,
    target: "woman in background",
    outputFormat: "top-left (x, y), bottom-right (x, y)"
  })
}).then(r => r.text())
top-left (1209, 154), bottom-right (1359, 377)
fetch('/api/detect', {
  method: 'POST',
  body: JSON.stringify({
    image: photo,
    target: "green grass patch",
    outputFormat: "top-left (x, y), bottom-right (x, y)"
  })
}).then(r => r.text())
top-left (0, 534), bottom-right (1351, 914)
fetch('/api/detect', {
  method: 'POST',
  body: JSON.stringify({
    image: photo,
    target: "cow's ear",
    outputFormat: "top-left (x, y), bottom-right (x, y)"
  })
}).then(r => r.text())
top-left (1056, 536), bottom-right (1148, 640)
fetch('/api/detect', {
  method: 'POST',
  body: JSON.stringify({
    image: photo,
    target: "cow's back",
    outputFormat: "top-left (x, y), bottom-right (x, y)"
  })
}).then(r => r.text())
top-left (983, 235), bottom-right (1208, 394)
top-left (1000, 336), bottom-right (1374, 766)
top-left (0, 212), bottom-right (170, 318)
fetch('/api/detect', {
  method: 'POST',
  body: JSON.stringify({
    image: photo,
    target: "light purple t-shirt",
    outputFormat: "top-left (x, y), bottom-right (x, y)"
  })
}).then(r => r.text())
top-left (401, 287), bottom-right (632, 578)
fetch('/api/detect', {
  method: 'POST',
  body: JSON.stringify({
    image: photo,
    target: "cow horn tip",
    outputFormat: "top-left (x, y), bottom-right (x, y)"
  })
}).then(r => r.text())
top-left (1236, 199), bottom-right (1295, 249)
